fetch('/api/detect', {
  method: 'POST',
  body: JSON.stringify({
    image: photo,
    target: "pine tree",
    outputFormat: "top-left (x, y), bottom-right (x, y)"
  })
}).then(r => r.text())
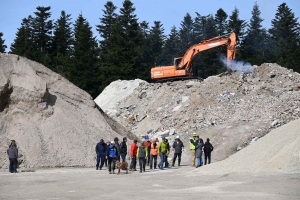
top-left (139, 21), bottom-right (152, 79)
top-left (10, 16), bottom-right (35, 59)
top-left (269, 3), bottom-right (300, 70)
top-left (203, 14), bottom-right (217, 38)
top-left (96, 1), bottom-right (118, 90)
top-left (117, 0), bottom-right (143, 78)
top-left (194, 14), bottom-right (223, 78)
top-left (179, 13), bottom-right (194, 55)
top-left (97, 0), bottom-right (143, 89)
top-left (0, 32), bottom-right (7, 53)
top-left (194, 12), bottom-right (207, 42)
top-left (148, 21), bottom-right (165, 66)
top-left (215, 8), bottom-right (228, 36)
top-left (160, 26), bottom-right (180, 65)
top-left (96, 1), bottom-right (117, 43)
top-left (32, 6), bottom-right (53, 65)
top-left (52, 10), bottom-right (73, 75)
top-left (227, 7), bottom-right (247, 46)
top-left (71, 14), bottom-right (99, 98)
top-left (241, 2), bottom-right (269, 65)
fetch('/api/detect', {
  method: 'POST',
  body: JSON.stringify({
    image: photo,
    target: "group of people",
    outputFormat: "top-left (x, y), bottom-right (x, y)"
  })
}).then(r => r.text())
top-left (95, 137), bottom-right (128, 174)
top-left (128, 135), bottom-right (184, 172)
top-left (189, 132), bottom-right (214, 167)
top-left (96, 132), bottom-right (213, 174)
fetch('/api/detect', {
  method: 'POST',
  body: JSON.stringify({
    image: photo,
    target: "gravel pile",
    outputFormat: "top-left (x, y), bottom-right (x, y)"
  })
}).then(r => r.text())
top-left (190, 118), bottom-right (300, 174)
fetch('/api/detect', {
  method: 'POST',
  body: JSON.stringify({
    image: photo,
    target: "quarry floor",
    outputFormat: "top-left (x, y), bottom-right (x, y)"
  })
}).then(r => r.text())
top-left (0, 166), bottom-right (299, 200)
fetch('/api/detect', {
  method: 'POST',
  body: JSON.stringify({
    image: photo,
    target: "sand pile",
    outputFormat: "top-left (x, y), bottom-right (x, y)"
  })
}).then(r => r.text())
top-left (191, 118), bottom-right (300, 174)
top-left (0, 53), bottom-right (137, 169)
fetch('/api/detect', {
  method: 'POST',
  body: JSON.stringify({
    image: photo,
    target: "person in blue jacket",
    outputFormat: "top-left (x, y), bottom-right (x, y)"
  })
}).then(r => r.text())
top-left (95, 139), bottom-right (107, 170)
top-left (106, 141), bottom-right (119, 174)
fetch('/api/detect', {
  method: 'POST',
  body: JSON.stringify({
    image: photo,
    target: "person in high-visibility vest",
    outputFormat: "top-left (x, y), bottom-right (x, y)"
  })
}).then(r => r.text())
top-left (190, 132), bottom-right (198, 166)
top-left (158, 137), bottom-right (168, 170)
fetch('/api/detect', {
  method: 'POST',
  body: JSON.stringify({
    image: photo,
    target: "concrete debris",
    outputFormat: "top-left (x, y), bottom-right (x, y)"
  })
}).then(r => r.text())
top-left (173, 105), bottom-right (182, 112)
top-left (95, 63), bottom-right (300, 163)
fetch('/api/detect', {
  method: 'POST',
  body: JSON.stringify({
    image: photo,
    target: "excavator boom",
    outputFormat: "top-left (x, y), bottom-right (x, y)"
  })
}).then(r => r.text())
top-left (151, 32), bottom-right (236, 80)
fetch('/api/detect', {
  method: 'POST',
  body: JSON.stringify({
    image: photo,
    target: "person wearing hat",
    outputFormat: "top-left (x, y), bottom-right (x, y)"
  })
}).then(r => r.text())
top-left (137, 142), bottom-right (148, 173)
top-left (106, 141), bottom-right (119, 174)
top-left (114, 137), bottom-right (121, 161)
top-left (190, 132), bottom-right (198, 167)
top-left (95, 139), bottom-right (107, 170)
top-left (172, 135), bottom-right (184, 167)
top-left (7, 140), bottom-right (18, 173)
top-left (143, 135), bottom-right (151, 166)
top-left (157, 137), bottom-right (168, 170)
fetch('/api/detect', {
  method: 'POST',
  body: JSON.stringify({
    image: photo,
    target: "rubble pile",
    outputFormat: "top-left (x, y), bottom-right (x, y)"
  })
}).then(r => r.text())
top-left (96, 63), bottom-right (300, 162)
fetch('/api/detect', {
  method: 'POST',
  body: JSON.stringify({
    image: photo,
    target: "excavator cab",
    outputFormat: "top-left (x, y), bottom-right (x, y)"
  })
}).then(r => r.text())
top-left (174, 57), bottom-right (182, 67)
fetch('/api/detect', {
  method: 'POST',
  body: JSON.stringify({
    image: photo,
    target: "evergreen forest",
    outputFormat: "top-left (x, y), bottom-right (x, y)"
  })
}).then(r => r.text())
top-left (0, 1), bottom-right (299, 98)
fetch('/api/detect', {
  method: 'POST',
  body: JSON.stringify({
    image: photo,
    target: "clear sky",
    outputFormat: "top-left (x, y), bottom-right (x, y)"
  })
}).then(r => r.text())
top-left (1, 0), bottom-right (299, 52)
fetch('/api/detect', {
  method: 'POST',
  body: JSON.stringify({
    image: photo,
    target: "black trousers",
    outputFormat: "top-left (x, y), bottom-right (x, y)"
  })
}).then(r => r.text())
top-left (172, 153), bottom-right (182, 166)
top-left (107, 157), bottom-right (116, 172)
top-left (150, 155), bottom-right (157, 168)
top-left (146, 155), bottom-right (150, 166)
top-left (204, 152), bottom-right (211, 165)
top-left (138, 157), bottom-right (146, 172)
top-left (96, 155), bottom-right (105, 168)
top-left (165, 155), bottom-right (169, 167)
top-left (9, 158), bottom-right (18, 173)
top-left (130, 156), bottom-right (137, 169)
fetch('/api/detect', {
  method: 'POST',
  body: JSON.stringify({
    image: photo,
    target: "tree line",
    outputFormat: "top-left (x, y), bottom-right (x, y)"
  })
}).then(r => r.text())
top-left (0, 1), bottom-right (299, 98)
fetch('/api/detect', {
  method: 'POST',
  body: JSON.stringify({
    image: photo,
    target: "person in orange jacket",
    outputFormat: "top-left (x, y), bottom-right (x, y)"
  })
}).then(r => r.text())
top-left (150, 138), bottom-right (158, 169)
top-left (129, 140), bottom-right (138, 171)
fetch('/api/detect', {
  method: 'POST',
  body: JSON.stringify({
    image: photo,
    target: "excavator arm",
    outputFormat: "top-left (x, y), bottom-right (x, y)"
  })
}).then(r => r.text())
top-left (151, 32), bottom-right (236, 80)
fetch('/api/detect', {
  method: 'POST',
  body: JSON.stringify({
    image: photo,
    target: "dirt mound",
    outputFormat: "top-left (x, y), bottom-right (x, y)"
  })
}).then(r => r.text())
top-left (190, 118), bottom-right (300, 174)
top-left (0, 53), bottom-right (137, 169)
top-left (95, 63), bottom-right (300, 164)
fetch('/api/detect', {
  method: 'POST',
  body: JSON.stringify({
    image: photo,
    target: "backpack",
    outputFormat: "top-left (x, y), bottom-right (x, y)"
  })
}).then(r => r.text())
top-left (138, 147), bottom-right (146, 157)
top-left (204, 143), bottom-right (213, 153)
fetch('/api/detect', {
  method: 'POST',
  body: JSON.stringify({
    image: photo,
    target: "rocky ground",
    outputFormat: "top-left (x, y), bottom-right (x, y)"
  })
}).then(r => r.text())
top-left (95, 63), bottom-right (300, 163)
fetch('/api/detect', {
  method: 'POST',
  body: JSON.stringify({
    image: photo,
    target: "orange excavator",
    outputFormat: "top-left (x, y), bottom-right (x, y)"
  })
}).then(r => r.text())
top-left (151, 32), bottom-right (236, 80)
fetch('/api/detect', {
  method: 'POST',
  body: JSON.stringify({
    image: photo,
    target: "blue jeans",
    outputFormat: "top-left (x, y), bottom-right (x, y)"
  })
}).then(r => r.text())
top-left (158, 152), bottom-right (166, 169)
top-left (150, 155), bottom-right (157, 168)
top-left (121, 153), bottom-right (126, 162)
top-left (197, 157), bottom-right (202, 166)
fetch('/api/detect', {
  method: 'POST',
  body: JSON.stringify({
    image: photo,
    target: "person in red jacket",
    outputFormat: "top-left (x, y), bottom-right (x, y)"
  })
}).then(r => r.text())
top-left (129, 140), bottom-right (138, 171)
